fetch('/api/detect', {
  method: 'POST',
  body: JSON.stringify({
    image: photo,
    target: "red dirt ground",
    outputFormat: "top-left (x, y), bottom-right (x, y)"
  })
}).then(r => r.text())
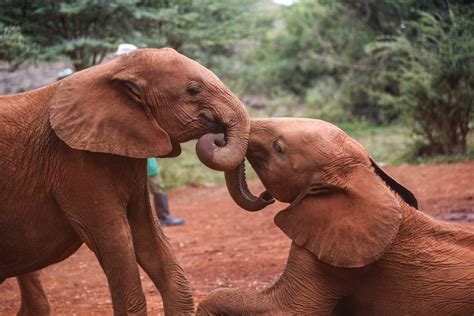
top-left (1, 161), bottom-right (473, 315)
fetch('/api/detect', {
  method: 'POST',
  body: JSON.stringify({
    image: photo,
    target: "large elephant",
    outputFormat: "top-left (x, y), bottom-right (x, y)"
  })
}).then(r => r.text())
top-left (198, 118), bottom-right (474, 315)
top-left (0, 48), bottom-right (250, 315)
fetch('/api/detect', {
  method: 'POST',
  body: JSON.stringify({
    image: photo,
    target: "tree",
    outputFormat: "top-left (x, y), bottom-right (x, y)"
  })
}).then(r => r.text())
top-left (0, 0), bottom-right (163, 70)
top-left (0, 22), bottom-right (36, 68)
top-left (0, 0), bottom-right (265, 76)
top-left (366, 6), bottom-right (474, 155)
top-left (400, 9), bottom-right (474, 155)
top-left (139, 0), bottom-right (269, 79)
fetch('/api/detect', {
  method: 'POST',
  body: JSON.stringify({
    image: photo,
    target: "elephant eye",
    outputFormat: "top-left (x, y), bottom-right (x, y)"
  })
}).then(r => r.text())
top-left (186, 82), bottom-right (201, 96)
top-left (273, 140), bottom-right (285, 155)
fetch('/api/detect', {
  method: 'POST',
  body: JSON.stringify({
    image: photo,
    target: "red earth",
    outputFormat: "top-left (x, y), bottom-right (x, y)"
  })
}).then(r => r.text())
top-left (1, 161), bottom-right (473, 315)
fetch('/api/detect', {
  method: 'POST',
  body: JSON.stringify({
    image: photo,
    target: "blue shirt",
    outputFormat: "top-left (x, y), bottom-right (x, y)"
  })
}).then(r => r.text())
top-left (147, 158), bottom-right (160, 176)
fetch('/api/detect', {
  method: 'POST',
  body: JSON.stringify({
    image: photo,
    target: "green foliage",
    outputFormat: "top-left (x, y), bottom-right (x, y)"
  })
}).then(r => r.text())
top-left (303, 78), bottom-right (348, 123)
top-left (347, 122), bottom-right (474, 166)
top-left (366, 8), bottom-right (474, 155)
top-left (240, 0), bottom-right (473, 159)
top-left (243, 0), bottom-right (372, 96)
top-left (240, 0), bottom-right (410, 124)
top-left (265, 91), bottom-right (300, 117)
top-left (0, 0), bottom-right (161, 69)
top-left (343, 122), bottom-right (410, 165)
top-left (137, 0), bottom-right (269, 79)
top-left (0, 0), bottom-right (264, 73)
top-left (0, 22), bottom-right (36, 67)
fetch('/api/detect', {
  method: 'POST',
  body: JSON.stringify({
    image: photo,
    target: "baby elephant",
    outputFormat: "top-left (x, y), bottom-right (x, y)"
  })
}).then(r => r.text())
top-left (198, 118), bottom-right (474, 315)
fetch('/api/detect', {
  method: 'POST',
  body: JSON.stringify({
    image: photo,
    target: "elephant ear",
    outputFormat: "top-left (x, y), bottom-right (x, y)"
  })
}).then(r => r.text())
top-left (370, 158), bottom-right (418, 209)
top-left (274, 164), bottom-right (402, 268)
top-left (49, 61), bottom-right (172, 158)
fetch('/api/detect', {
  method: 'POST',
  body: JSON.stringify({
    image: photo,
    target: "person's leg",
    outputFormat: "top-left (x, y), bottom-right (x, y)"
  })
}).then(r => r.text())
top-left (148, 173), bottom-right (185, 227)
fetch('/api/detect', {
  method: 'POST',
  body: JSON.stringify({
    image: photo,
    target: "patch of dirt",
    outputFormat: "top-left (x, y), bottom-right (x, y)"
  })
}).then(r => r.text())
top-left (1, 161), bottom-right (473, 315)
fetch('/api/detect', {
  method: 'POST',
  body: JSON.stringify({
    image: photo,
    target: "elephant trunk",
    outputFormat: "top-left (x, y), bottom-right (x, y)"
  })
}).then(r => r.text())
top-left (224, 161), bottom-right (274, 212)
top-left (196, 97), bottom-right (250, 171)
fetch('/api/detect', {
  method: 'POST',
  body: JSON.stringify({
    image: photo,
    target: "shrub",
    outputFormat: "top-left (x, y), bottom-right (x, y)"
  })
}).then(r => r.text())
top-left (367, 9), bottom-right (474, 155)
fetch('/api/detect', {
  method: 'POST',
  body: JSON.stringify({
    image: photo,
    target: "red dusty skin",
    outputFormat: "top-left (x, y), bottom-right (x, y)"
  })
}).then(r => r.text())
top-left (196, 134), bottom-right (225, 169)
top-left (196, 128), bottom-right (247, 172)
top-left (224, 161), bottom-right (274, 212)
top-left (195, 98), bottom-right (250, 172)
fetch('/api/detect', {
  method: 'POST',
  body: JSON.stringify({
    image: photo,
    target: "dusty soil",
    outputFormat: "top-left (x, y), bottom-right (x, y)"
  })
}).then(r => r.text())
top-left (1, 161), bottom-right (473, 315)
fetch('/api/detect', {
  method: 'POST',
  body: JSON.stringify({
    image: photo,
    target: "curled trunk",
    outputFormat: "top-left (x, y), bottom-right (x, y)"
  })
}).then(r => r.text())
top-left (195, 98), bottom-right (250, 171)
top-left (223, 161), bottom-right (274, 212)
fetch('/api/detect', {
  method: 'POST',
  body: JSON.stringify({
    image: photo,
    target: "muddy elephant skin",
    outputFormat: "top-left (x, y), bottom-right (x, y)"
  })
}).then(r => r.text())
top-left (0, 48), bottom-right (250, 315)
top-left (199, 118), bottom-right (474, 315)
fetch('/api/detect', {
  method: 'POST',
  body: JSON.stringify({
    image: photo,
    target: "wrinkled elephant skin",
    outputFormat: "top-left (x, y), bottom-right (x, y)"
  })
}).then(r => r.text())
top-left (200, 118), bottom-right (474, 315)
top-left (0, 48), bottom-right (250, 315)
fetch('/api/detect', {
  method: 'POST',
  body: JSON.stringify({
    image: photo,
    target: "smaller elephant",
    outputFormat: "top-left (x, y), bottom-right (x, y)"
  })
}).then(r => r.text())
top-left (198, 118), bottom-right (474, 315)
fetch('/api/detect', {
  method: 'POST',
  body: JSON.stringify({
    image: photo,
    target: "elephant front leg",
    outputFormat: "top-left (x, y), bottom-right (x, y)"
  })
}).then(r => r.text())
top-left (198, 242), bottom-right (348, 315)
top-left (128, 191), bottom-right (194, 315)
top-left (197, 288), bottom-right (285, 315)
top-left (61, 202), bottom-right (147, 315)
top-left (17, 271), bottom-right (50, 316)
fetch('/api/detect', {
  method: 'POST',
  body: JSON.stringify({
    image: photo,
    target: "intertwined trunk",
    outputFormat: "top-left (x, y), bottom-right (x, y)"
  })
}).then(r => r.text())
top-left (195, 95), bottom-right (250, 172)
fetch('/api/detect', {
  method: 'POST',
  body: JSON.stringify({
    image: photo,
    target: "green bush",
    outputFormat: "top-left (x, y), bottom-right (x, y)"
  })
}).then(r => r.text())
top-left (369, 9), bottom-right (474, 155)
top-left (265, 90), bottom-right (301, 117)
top-left (303, 78), bottom-right (348, 123)
top-left (0, 23), bottom-right (36, 68)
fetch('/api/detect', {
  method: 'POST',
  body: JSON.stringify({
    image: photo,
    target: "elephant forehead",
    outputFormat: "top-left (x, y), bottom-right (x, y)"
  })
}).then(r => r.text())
top-left (275, 119), bottom-right (368, 162)
top-left (249, 118), bottom-right (369, 159)
top-left (169, 53), bottom-right (221, 82)
top-left (279, 120), bottom-right (345, 144)
top-left (130, 49), bottom-right (221, 84)
top-left (252, 118), bottom-right (339, 134)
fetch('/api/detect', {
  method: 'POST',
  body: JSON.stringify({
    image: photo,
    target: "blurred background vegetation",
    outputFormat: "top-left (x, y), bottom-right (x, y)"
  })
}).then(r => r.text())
top-left (1, 0), bottom-right (473, 187)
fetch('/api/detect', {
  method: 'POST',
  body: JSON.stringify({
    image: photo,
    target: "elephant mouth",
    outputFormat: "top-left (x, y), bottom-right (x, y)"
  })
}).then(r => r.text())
top-left (246, 154), bottom-right (268, 177)
top-left (175, 113), bottom-right (226, 144)
top-left (240, 160), bottom-right (274, 203)
top-left (181, 127), bottom-right (223, 144)
top-left (199, 112), bottom-right (226, 135)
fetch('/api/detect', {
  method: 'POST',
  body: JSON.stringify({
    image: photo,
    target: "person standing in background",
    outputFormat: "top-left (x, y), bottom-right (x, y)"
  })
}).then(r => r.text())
top-left (147, 158), bottom-right (185, 227)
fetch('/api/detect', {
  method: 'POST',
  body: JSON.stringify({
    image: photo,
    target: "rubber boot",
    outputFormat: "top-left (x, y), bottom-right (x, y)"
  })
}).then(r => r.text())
top-left (154, 193), bottom-right (185, 227)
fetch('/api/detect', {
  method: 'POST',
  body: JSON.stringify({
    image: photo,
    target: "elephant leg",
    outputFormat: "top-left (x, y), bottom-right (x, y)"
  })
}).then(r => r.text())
top-left (17, 271), bottom-right (50, 316)
top-left (128, 190), bottom-right (194, 315)
top-left (198, 242), bottom-right (351, 315)
top-left (62, 202), bottom-right (147, 315)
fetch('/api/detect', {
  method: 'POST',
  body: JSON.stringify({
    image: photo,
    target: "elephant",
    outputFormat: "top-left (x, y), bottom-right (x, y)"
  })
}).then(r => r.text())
top-left (197, 118), bottom-right (474, 315)
top-left (0, 48), bottom-right (250, 315)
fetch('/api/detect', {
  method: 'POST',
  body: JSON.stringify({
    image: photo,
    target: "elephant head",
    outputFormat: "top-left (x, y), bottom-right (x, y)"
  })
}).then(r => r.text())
top-left (49, 48), bottom-right (249, 171)
top-left (225, 118), bottom-right (418, 267)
